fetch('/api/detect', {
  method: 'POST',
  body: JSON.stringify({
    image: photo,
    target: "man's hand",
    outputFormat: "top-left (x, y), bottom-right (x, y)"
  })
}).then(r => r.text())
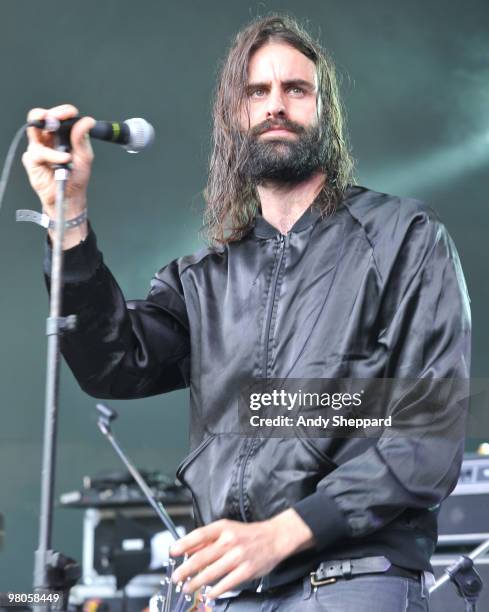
top-left (169, 508), bottom-right (315, 600)
top-left (22, 104), bottom-right (95, 249)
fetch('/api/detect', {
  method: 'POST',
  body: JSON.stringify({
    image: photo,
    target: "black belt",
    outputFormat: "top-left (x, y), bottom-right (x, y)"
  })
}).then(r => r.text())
top-left (310, 556), bottom-right (421, 587)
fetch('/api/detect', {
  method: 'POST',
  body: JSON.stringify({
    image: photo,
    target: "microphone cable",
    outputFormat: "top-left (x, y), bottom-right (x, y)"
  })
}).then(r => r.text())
top-left (0, 123), bottom-right (28, 213)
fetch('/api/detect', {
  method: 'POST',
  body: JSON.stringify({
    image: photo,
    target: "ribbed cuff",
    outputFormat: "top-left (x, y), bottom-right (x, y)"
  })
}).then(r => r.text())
top-left (44, 221), bottom-right (102, 284)
top-left (293, 489), bottom-right (350, 550)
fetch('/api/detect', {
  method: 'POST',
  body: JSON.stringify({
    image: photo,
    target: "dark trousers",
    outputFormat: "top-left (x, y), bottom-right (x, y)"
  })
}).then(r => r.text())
top-left (212, 571), bottom-right (432, 611)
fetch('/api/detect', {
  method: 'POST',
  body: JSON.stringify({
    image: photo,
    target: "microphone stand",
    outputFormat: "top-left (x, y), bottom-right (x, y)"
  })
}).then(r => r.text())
top-left (95, 403), bottom-right (180, 540)
top-left (33, 124), bottom-right (81, 610)
top-left (95, 403), bottom-right (195, 612)
top-left (429, 538), bottom-right (488, 612)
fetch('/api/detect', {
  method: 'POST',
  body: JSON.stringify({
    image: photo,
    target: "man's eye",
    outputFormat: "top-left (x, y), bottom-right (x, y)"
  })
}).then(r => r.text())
top-left (288, 87), bottom-right (304, 95)
top-left (250, 89), bottom-right (265, 98)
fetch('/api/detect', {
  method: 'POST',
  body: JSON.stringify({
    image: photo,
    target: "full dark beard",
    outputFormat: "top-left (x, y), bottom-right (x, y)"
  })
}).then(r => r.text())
top-left (242, 121), bottom-right (326, 185)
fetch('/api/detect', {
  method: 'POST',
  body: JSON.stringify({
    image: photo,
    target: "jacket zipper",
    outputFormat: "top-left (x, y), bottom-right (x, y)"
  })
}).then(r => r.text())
top-left (238, 233), bottom-right (287, 522)
top-left (262, 233), bottom-right (287, 378)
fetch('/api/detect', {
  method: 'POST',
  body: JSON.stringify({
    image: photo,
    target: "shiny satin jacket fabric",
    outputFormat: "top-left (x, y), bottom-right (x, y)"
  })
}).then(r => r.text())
top-left (47, 185), bottom-right (471, 589)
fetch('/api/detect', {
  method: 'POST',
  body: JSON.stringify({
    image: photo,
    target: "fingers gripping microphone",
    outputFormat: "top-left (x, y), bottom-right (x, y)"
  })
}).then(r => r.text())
top-left (27, 116), bottom-right (155, 153)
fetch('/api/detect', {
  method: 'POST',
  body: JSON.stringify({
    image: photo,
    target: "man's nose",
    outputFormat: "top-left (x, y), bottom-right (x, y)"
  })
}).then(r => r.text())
top-left (266, 88), bottom-right (287, 119)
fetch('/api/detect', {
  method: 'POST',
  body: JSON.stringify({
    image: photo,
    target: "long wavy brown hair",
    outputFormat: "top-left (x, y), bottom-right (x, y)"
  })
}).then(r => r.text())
top-left (203, 14), bottom-right (355, 245)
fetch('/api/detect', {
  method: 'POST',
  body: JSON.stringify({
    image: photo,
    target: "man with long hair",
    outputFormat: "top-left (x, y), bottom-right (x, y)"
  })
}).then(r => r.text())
top-left (23, 14), bottom-right (469, 611)
top-left (203, 15), bottom-right (353, 244)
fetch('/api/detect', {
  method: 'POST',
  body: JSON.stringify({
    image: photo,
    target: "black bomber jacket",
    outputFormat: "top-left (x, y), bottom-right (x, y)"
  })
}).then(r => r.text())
top-left (45, 185), bottom-right (471, 590)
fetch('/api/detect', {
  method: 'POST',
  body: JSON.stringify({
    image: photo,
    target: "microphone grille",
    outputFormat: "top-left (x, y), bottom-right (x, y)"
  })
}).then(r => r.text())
top-left (123, 118), bottom-right (155, 153)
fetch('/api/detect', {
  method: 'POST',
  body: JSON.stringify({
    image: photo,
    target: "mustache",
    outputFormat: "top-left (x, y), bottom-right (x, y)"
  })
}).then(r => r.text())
top-left (248, 118), bottom-right (306, 138)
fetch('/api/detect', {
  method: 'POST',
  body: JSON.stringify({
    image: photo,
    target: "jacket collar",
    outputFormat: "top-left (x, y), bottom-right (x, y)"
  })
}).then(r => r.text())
top-left (252, 201), bottom-right (322, 239)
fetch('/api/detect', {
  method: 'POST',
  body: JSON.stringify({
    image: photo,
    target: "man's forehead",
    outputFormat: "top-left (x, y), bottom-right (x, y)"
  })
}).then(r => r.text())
top-left (247, 42), bottom-right (317, 88)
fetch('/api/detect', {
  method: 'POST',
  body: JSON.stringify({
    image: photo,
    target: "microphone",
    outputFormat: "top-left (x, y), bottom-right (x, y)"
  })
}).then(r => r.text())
top-left (27, 116), bottom-right (155, 153)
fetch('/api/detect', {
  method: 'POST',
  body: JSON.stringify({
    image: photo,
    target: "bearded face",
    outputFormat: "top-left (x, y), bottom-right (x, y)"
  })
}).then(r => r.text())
top-left (241, 117), bottom-right (326, 184)
top-left (237, 42), bottom-right (328, 186)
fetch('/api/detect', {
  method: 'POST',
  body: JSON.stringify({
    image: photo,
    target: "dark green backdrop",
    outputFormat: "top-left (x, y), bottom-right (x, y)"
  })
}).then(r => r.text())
top-left (1, 0), bottom-right (488, 591)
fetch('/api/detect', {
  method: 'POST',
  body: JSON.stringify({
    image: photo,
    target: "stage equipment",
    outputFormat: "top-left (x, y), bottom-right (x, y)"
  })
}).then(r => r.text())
top-left (437, 455), bottom-right (489, 545)
top-left (60, 471), bottom-right (194, 610)
top-left (92, 403), bottom-right (210, 610)
top-left (430, 552), bottom-right (489, 612)
top-left (430, 455), bottom-right (489, 611)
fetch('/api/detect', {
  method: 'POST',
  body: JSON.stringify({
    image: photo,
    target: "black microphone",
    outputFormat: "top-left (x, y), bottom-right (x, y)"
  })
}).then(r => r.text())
top-left (27, 116), bottom-right (155, 153)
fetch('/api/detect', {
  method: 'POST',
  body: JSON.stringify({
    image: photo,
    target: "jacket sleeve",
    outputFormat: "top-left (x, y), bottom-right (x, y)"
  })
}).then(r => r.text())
top-left (293, 211), bottom-right (471, 549)
top-left (44, 224), bottom-right (190, 399)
